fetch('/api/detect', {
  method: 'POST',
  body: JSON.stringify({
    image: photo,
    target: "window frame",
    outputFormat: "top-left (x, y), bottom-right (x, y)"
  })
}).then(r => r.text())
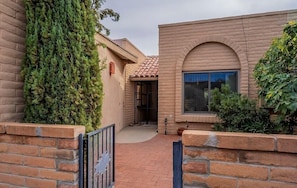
top-left (182, 70), bottom-right (239, 114)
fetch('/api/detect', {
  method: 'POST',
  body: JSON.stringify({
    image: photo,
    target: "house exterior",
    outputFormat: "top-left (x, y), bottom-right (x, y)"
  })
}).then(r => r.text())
top-left (1, 1), bottom-right (297, 135)
top-left (158, 9), bottom-right (297, 134)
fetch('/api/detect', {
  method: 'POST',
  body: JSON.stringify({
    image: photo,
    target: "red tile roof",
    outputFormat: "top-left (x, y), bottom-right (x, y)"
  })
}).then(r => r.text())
top-left (130, 56), bottom-right (159, 79)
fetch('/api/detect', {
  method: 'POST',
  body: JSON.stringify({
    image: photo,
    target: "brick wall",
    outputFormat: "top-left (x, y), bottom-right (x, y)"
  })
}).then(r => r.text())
top-left (182, 130), bottom-right (297, 188)
top-left (0, 122), bottom-right (85, 188)
top-left (158, 9), bottom-right (297, 134)
top-left (0, 1), bottom-right (26, 122)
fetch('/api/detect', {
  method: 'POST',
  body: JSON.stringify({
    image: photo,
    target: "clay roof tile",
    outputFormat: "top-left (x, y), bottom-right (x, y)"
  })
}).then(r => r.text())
top-left (131, 56), bottom-right (159, 78)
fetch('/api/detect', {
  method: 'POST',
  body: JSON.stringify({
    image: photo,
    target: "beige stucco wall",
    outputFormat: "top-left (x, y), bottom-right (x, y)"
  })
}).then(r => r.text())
top-left (114, 39), bottom-right (147, 127)
top-left (116, 39), bottom-right (147, 126)
top-left (97, 35), bottom-right (146, 133)
top-left (97, 39), bottom-right (126, 133)
top-left (0, 1), bottom-right (25, 122)
top-left (158, 9), bottom-right (297, 134)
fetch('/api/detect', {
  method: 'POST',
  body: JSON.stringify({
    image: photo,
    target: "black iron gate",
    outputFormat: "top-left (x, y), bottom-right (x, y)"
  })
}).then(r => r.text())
top-left (173, 140), bottom-right (183, 188)
top-left (79, 124), bottom-right (115, 188)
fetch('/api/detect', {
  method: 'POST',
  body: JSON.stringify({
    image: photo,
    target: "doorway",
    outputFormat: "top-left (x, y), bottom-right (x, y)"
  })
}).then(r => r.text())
top-left (134, 81), bottom-right (158, 124)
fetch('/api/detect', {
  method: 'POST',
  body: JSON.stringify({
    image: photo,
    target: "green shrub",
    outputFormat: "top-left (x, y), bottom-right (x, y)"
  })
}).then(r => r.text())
top-left (254, 21), bottom-right (297, 133)
top-left (210, 85), bottom-right (274, 133)
top-left (22, 0), bottom-right (103, 132)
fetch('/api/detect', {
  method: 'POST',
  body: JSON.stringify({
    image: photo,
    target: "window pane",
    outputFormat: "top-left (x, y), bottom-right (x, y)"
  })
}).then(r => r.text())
top-left (184, 71), bottom-right (238, 113)
top-left (184, 73), bottom-right (209, 112)
top-left (210, 72), bottom-right (237, 91)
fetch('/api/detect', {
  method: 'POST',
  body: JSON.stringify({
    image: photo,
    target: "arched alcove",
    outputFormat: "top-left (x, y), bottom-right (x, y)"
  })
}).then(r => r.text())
top-left (183, 42), bottom-right (240, 71)
top-left (174, 36), bottom-right (249, 122)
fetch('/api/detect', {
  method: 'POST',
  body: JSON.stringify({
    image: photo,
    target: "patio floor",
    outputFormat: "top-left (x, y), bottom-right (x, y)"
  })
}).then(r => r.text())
top-left (115, 134), bottom-right (180, 188)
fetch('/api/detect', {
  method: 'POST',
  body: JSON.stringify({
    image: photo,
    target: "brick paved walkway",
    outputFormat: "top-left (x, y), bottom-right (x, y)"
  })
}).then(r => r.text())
top-left (115, 134), bottom-right (180, 188)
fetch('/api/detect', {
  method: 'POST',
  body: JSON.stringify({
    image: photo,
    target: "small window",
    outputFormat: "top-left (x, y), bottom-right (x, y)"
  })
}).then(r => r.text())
top-left (183, 71), bottom-right (238, 113)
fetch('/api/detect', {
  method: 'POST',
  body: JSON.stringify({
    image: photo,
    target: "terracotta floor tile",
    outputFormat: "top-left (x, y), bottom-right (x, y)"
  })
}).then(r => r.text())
top-left (115, 134), bottom-right (180, 188)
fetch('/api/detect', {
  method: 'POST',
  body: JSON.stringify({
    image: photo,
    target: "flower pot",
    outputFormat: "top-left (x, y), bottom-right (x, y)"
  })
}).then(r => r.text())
top-left (177, 127), bottom-right (186, 136)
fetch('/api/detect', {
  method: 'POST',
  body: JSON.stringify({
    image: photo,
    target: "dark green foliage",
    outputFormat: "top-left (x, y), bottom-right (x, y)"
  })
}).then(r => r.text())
top-left (254, 21), bottom-right (297, 131)
top-left (210, 85), bottom-right (274, 133)
top-left (22, 0), bottom-right (103, 132)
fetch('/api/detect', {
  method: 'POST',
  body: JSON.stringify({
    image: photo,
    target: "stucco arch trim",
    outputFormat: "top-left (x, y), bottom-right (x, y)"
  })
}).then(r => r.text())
top-left (174, 36), bottom-right (249, 122)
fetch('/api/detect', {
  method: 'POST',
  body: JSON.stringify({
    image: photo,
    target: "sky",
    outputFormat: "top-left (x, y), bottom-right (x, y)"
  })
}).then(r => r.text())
top-left (101, 0), bottom-right (297, 55)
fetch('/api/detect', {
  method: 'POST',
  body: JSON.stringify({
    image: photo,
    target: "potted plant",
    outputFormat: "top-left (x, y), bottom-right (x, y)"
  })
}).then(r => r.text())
top-left (177, 121), bottom-right (189, 136)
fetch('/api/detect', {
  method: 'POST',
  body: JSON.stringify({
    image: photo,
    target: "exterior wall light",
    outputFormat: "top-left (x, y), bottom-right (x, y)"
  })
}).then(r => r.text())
top-left (109, 62), bottom-right (115, 75)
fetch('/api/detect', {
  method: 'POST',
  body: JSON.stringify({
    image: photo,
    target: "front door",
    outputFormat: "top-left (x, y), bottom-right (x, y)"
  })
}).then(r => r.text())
top-left (134, 81), bottom-right (158, 124)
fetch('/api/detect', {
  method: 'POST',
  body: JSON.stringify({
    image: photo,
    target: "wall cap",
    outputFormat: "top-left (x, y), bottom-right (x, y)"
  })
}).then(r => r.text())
top-left (182, 130), bottom-right (297, 153)
top-left (0, 122), bottom-right (85, 138)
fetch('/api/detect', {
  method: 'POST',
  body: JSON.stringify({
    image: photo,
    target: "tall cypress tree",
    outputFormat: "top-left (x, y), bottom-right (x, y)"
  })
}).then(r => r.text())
top-left (22, 0), bottom-right (103, 132)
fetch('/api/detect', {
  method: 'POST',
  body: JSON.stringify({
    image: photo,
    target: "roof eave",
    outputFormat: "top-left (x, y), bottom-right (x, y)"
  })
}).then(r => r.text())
top-left (130, 76), bottom-right (158, 81)
top-left (95, 34), bottom-right (138, 64)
